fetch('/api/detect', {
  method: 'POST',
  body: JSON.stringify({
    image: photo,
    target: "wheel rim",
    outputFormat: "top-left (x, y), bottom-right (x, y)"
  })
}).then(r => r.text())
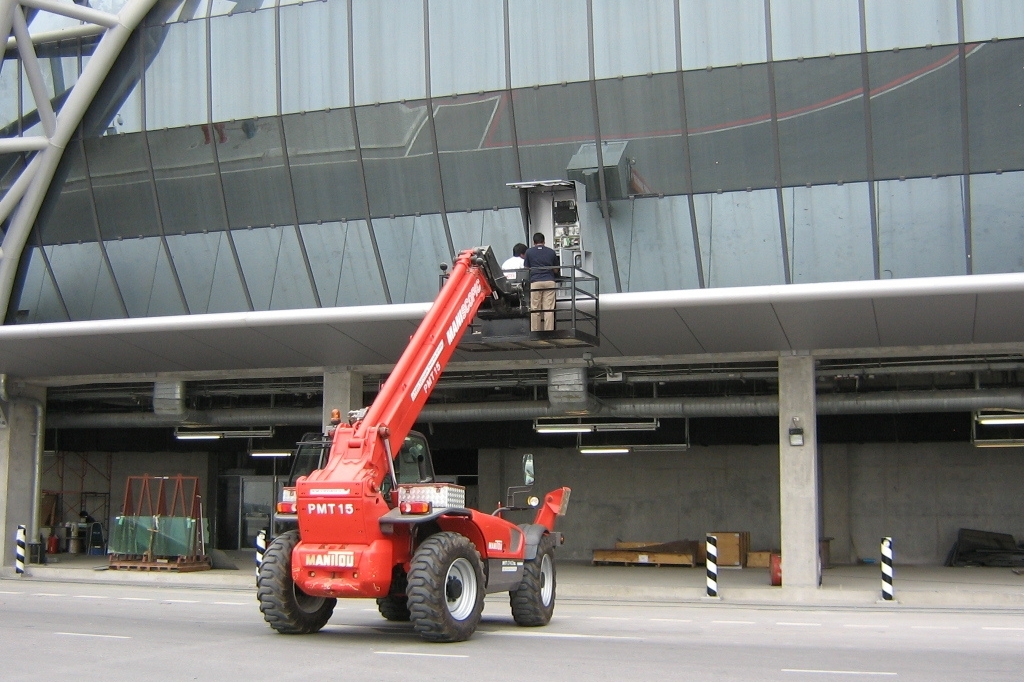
top-left (292, 582), bottom-right (326, 614)
top-left (540, 552), bottom-right (554, 606)
top-left (444, 557), bottom-right (477, 620)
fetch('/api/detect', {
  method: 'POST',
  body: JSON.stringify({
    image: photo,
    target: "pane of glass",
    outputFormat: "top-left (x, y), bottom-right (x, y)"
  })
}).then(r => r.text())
top-left (446, 207), bottom-right (527, 259)
top-left (514, 82), bottom-right (595, 184)
top-left (684, 63), bottom-right (775, 193)
top-left (592, 0), bottom-right (677, 79)
top-left (283, 110), bottom-right (365, 223)
top-left (356, 101), bottom-right (443, 218)
top-left (508, 0), bottom-right (589, 88)
top-left (374, 214), bottom-right (451, 304)
top-left (37, 141), bottom-right (98, 246)
top-left (966, 38), bottom-right (1024, 174)
top-left (963, 0), bottom-right (1024, 41)
top-left (869, 45), bottom-right (963, 180)
top-left (352, 0), bottom-right (425, 105)
top-left (165, 231), bottom-right (249, 313)
top-left (47, 242), bottom-right (125, 320)
top-left (610, 195), bottom-right (701, 291)
top-left (34, 43), bottom-right (85, 126)
top-left (209, 0), bottom-right (265, 17)
top-left (680, 0), bottom-right (767, 69)
top-left (969, 172), bottom-right (1024, 274)
top-left (280, 1), bottom-right (350, 113)
top-left (782, 183), bottom-right (874, 283)
top-left (775, 53), bottom-right (868, 186)
top-left (299, 220), bottom-right (387, 307)
top-left (696, 188), bottom-right (786, 287)
top-left (83, 132), bottom-right (161, 240)
top-left (429, 0), bottom-right (505, 97)
top-left (877, 176), bottom-right (967, 279)
top-left (160, 0), bottom-right (211, 24)
top-left (210, 10), bottom-right (277, 121)
top-left (105, 236), bottom-right (188, 317)
top-left (596, 73), bottom-right (688, 197)
top-left (232, 225), bottom-right (317, 310)
top-left (217, 116), bottom-right (293, 228)
top-left (434, 92), bottom-right (520, 211)
top-left (0, 57), bottom-right (18, 130)
top-left (770, 0), bottom-right (861, 61)
top-left (7, 245), bottom-right (68, 323)
top-left (144, 21), bottom-right (208, 129)
top-left (864, 0), bottom-right (958, 52)
top-left (149, 126), bottom-right (227, 233)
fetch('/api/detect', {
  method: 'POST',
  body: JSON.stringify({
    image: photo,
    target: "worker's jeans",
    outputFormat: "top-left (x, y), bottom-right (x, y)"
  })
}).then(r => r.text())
top-left (529, 280), bottom-right (557, 331)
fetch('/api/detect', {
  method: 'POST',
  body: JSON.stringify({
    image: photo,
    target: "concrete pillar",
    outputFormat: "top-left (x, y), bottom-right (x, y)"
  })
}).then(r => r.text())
top-left (322, 368), bottom-right (363, 434)
top-left (0, 390), bottom-right (44, 568)
top-left (778, 353), bottom-right (820, 590)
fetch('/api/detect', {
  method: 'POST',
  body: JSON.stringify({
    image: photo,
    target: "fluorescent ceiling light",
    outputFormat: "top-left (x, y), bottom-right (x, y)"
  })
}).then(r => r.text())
top-left (175, 432), bottom-right (222, 440)
top-left (174, 426), bottom-right (274, 440)
top-left (972, 439), bottom-right (1024, 448)
top-left (593, 420), bottom-right (659, 432)
top-left (977, 416), bottom-right (1024, 426)
top-left (579, 446), bottom-right (631, 455)
top-left (250, 450), bottom-right (292, 458)
top-left (535, 425), bottom-right (594, 434)
top-left (535, 418), bottom-right (659, 434)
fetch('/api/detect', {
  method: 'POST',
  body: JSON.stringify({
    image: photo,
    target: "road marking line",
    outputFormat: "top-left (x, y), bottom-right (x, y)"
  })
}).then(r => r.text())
top-left (910, 626), bottom-right (957, 630)
top-left (713, 620), bottom-right (755, 625)
top-left (782, 669), bottom-right (896, 676)
top-left (982, 627), bottom-right (1024, 631)
top-left (486, 631), bottom-right (640, 640)
top-left (589, 616), bottom-right (630, 620)
top-left (844, 624), bottom-right (890, 628)
top-left (32, 593), bottom-right (64, 597)
top-left (0, 591), bottom-right (23, 595)
top-left (73, 595), bottom-right (108, 599)
top-left (777, 622), bottom-right (822, 627)
top-left (117, 597), bottom-right (152, 601)
top-left (213, 601), bottom-right (246, 605)
top-left (650, 618), bottom-right (693, 623)
top-left (374, 651), bottom-right (468, 659)
top-left (163, 599), bottom-right (199, 604)
top-left (56, 632), bottom-right (131, 640)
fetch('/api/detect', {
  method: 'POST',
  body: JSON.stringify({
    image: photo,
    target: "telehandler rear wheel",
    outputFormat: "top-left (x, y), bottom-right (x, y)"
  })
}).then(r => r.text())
top-left (510, 532), bottom-right (556, 626)
top-left (407, 531), bottom-right (485, 642)
top-left (257, 530), bottom-right (336, 634)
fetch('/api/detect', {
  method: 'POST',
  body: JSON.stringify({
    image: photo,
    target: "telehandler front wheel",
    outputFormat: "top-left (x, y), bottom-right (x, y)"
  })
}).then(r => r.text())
top-left (257, 530), bottom-right (336, 634)
top-left (407, 531), bottom-right (485, 642)
top-left (510, 532), bottom-right (556, 626)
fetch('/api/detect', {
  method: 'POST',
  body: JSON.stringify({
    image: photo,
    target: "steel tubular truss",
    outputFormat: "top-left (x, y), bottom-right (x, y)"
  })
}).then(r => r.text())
top-left (0, 0), bottom-right (156, 318)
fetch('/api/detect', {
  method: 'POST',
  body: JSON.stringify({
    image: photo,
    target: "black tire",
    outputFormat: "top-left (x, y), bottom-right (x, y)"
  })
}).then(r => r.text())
top-left (376, 569), bottom-right (410, 621)
top-left (510, 533), bottom-right (556, 626)
top-left (407, 531), bottom-right (485, 642)
top-left (257, 530), bottom-right (336, 634)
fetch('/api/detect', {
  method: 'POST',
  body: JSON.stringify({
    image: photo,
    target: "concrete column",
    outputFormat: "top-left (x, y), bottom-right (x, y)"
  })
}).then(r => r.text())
top-left (0, 395), bottom-right (43, 569)
top-left (778, 353), bottom-right (820, 590)
top-left (322, 368), bottom-right (363, 434)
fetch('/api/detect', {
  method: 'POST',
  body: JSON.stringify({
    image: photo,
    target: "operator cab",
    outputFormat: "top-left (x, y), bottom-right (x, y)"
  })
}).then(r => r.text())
top-left (381, 431), bottom-right (436, 501)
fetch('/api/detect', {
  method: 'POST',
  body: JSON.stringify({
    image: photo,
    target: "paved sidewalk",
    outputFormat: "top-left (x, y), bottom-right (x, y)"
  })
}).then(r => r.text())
top-left (4, 551), bottom-right (1024, 609)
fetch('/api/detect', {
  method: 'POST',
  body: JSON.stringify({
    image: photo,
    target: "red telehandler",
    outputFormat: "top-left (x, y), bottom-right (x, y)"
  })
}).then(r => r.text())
top-left (257, 246), bottom-right (571, 642)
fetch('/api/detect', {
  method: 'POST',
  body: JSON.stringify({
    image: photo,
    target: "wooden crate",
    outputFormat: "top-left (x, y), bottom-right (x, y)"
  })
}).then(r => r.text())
top-left (593, 540), bottom-right (699, 567)
top-left (746, 550), bottom-right (776, 569)
top-left (706, 531), bottom-right (750, 567)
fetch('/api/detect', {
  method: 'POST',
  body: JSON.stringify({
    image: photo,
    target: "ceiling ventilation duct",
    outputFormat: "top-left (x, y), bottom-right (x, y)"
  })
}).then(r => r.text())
top-left (546, 367), bottom-right (594, 414)
top-left (152, 381), bottom-right (186, 416)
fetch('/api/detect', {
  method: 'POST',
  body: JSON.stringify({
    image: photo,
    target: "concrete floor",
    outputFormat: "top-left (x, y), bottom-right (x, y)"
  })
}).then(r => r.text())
top-left (5, 550), bottom-right (1024, 609)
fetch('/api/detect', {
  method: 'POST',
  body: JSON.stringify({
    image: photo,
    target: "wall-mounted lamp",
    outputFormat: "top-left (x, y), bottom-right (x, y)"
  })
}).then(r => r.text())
top-left (788, 417), bottom-right (805, 447)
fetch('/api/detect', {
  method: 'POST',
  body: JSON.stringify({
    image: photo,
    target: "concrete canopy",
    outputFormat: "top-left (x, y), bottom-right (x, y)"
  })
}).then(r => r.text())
top-left (1, 272), bottom-right (1023, 382)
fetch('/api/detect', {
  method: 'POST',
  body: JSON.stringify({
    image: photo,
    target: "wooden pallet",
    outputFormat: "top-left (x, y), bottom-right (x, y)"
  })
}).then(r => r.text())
top-left (593, 540), bottom-right (699, 567)
top-left (108, 557), bottom-right (212, 573)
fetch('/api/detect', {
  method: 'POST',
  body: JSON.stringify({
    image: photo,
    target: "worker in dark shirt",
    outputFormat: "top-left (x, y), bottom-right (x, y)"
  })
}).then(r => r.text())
top-left (522, 232), bottom-right (559, 331)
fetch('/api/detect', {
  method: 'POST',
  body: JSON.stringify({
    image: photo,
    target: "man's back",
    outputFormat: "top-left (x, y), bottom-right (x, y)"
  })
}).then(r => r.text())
top-left (523, 244), bottom-right (558, 281)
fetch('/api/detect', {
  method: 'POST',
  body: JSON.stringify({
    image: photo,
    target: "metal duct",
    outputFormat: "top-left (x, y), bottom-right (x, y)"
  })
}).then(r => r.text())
top-left (152, 381), bottom-right (186, 415)
top-left (816, 388), bottom-right (1024, 414)
top-left (47, 407), bottom-right (321, 430)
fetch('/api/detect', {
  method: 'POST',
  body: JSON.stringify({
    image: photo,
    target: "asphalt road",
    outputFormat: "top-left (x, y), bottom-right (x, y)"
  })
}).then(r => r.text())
top-left (1, 580), bottom-right (1023, 681)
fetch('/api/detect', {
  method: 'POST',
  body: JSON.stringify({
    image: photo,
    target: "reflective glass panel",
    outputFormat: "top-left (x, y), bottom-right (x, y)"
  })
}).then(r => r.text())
top-left (83, 37), bottom-right (140, 135)
top-left (774, 53), bottom-right (868, 186)
top-left (577, 198), bottom-right (618, 290)
top-left (105, 236), bottom-right (188, 317)
top-left (165, 230), bottom-right (249, 313)
top-left (596, 73), bottom-right (688, 197)
top-left (876, 176), bottom-right (967, 279)
top-left (696, 189), bottom-right (785, 287)
top-left (356, 101), bottom-right (443, 218)
top-left (513, 82), bottom-right (596, 185)
top-left (22, 48), bottom-right (84, 131)
top-left (782, 183), bottom-right (874, 283)
top-left (684, 63), bottom-right (774, 193)
top-left (280, 0), bottom-right (350, 113)
top-left (428, 0), bottom-right (505, 97)
top-left (217, 116), bottom-right (294, 228)
top-left (232, 225), bottom-right (317, 310)
top-left (46, 242), bottom-right (125, 320)
top-left (864, 0), bottom-right (958, 52)
top-left (508, 0), bottom-right (589, 88)
top-left (434, 92), bottom-right (520, 211)
top-left (83, 132), bottom-right (161, 240)
top-left (0, 57), bottom-right (18, 130)
top-left (592, 0), bottom-right (676, 79)
top-left (680, 0), bottom-right (767, 69)
top-left (869, 45), bottom-right (963, 180)
top-left (352, 0), bottom-right (425, 105)
top-left (966, 38), bottom-right (1024, 174)
top-left (8, 246), bottom-right (68, 323)
top-left (374, 214), bottom-right (451, 304)
top-left (609, 195), bottom-right (701, 291)
top-left (144, 21), bottom-right (208, 129)
top-left (37, 141), bottom-right (98, 246)
top-left (209, 0), bottom-right (264, 17)
top-left (299, 220), bottom-right (387, 307)
top-left (148, 126), bottom-right (227, 233)
top-left (770, 0), bottom-right (861, 61)
top-left (283, 110), bottom-right (365, 223)
top-left (158, 0), bottom-right (211, 24)
top-left (963, 0), bottom-right (1024, 41)
top-left (446, 208), bottom-right (527, 259)
top-left (969, 172), bottom-right (1024, 274)
top-left (210, 10), bottom-right (277, 121)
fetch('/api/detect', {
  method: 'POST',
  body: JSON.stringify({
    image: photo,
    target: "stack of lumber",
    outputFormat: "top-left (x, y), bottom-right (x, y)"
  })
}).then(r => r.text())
top-left (592, 540), bottom-right (700, 567)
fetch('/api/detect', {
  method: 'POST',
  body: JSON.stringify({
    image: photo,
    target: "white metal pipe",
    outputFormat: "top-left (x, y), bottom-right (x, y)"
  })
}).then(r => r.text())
top-left (20, 0), bottom-right (119, 28)
top-left (0, 0), bottom-right (18, 54)
top-left (0, 154), bottom-right (39, 225)
top-left (0, 136), bottom-right (49, 153)
top-left (5, 22), bottom-right (104, 50)
top-left (12, 8), bottom-right (57, 138)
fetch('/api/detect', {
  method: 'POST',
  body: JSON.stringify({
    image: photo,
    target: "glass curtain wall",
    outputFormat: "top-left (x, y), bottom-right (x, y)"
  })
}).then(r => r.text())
top-left (5, 0), bottom-right (1024, 323)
